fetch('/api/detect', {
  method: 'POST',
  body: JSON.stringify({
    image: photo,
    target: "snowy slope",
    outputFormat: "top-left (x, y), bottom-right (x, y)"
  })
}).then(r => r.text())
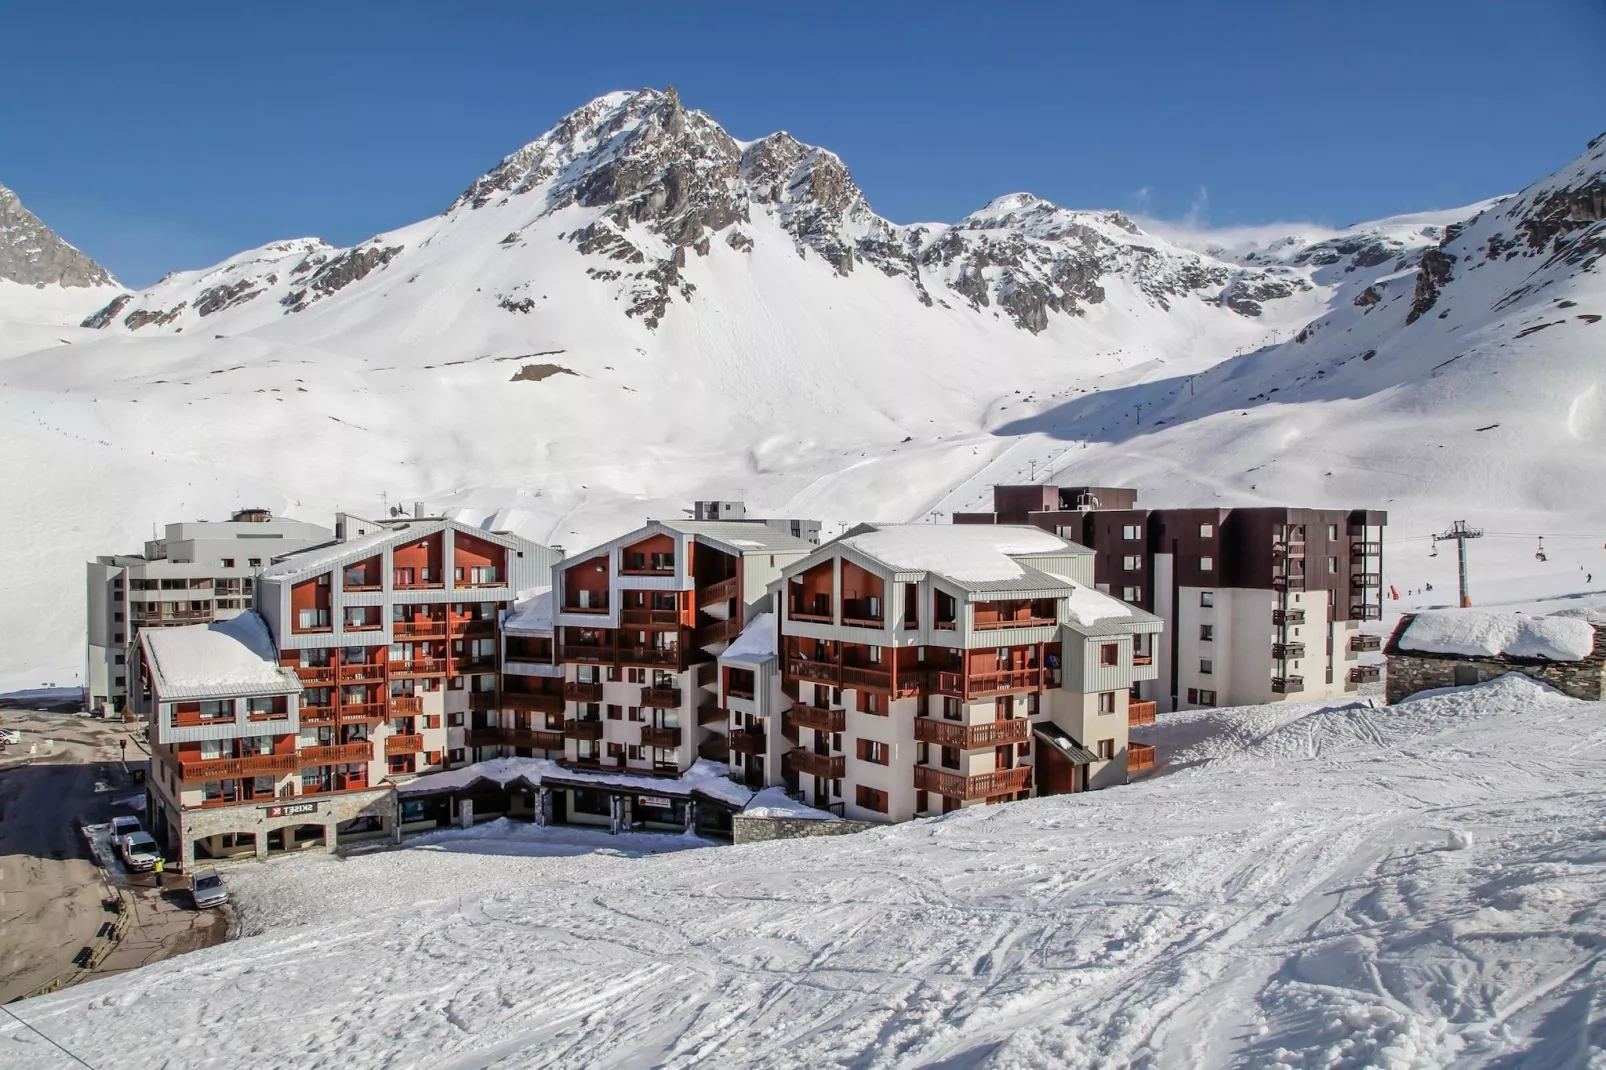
top-left (1, 89), bottom-right (1603, 690)
top-left (4, 675), bottom-right (1605, 1067)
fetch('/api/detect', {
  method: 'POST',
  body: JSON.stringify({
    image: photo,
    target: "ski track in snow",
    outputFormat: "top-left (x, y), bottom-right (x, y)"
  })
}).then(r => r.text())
top-left (3, 676), bottom-right (1605, 1068)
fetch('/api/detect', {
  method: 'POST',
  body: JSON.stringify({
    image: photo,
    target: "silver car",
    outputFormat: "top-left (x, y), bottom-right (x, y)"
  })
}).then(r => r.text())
top-left (120, 831), bottom-right (161, 872)
top-left (110, 815), bottom-right (143, 844)
top-left (0, 728), bottom-right (19, 745)
top-left (189, 870), bottom-right (228, 909)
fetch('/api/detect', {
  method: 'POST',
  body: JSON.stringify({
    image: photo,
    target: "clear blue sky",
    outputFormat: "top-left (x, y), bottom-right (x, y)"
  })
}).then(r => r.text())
top-left (6, 0), bottom-right (1602, 287)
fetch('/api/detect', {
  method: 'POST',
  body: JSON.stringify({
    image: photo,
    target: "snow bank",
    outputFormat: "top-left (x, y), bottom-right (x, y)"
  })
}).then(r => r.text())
top-left (142, 612), bottom-right (292, 691)
top-left (720, 612), bottom-right (776, 662)
top-left (740, 787), bottom-right (837, 820)
top-left (1398, 609), bottom-right (1597, 662)
top-left (840, 524), bottom-right (1068, 583)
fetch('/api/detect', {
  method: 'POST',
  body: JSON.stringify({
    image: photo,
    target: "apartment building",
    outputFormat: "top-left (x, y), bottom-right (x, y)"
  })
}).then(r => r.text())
top-left (251, 513), bottom-right (562, 784)
top-left (748, 523), bottom-right (1162, 824)
top-left (139, 611), bottom-right (396, 869)
top-left (550, 516), bottom-right (815, 783)
top-left (86, 509), bottom-right (332, 715)
top-left (955, 485), bottom-right (1387, 710)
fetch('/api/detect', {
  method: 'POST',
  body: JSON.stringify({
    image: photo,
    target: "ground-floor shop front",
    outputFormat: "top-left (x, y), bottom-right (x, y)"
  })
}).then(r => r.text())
top-left (148, 786), bottom-right (398, 870)
top-left (398, 773), bottom-right (738, 841)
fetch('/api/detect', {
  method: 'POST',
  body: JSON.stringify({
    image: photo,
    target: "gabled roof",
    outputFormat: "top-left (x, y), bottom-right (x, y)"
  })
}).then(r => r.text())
top-left (656, 520), bottom-right (815, 555)
top-left (141, 612), bottom-right (302, 701)
top-left (260, 518), bottom-right (534, 583)
top-left (787, 523), bottom-right (1092, 593)
top-left (1035, 722), bottom-right (1100, 764)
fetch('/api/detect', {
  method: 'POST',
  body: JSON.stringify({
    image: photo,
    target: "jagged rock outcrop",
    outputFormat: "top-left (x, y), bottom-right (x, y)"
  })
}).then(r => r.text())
top-left (1, 182), bottom-right (117, 288)
top-left (1406, 248), bottom-right (1456, 325)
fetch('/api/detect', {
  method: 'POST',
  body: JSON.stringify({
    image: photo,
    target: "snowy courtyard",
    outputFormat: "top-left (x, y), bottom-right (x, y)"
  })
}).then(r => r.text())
top-left (3, 672), bottom-right (1603, 1068)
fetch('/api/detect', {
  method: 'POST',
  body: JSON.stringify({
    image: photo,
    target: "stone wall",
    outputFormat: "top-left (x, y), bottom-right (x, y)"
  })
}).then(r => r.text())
top-left (1385, 621), bottom-right (1606, 704)
top-left (732, 815), bottom-right (877, 844)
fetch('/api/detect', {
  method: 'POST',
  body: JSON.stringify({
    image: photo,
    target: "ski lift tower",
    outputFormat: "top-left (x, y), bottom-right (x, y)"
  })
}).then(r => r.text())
top-left (1432, 520), bottom-right (1484, 608)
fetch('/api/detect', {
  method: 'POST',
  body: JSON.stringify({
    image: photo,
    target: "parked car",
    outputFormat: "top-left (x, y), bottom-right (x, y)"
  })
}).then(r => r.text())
top-left (189, 870), bottom-right (229, 909)
top-left (0, 728), bottom-right (20, 745)
top-left (120, 831), bottom-right (161, 872)
top-left (110, 815), bottom-right (143, 844)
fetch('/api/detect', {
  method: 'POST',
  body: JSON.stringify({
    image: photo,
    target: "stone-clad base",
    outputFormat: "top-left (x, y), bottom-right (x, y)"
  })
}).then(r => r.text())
top-left (732, 815), bottom-right (877, 844)
top-left (1385, 618), bottom-right (1605, 705)
top-left (161, 788), bottom-right (398, 870)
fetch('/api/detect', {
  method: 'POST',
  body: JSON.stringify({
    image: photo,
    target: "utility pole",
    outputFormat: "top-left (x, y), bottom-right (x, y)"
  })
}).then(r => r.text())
top-left (1433, 520), bottom-right (1484, 607)
top-left (1133, 403), bottom-right (1143, 425)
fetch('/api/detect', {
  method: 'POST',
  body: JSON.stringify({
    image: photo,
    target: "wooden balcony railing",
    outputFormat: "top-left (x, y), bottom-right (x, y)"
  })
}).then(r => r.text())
top-left (1350, 634), bottom-right (1381, 652)
top-left (389, 696), bottom-right (423, 715)
top-left (1128, 743), bottom-right (1156, 772)
top-left (788, 659), bottom-right (840, 685)
top-left (340, 702), bottom-right (387, 720)
top-left (1272, 609), bottom-right (1306, 627)
top-left (394, 620), bottom-right (447, 639)
top-left (295, 666), bottom-right (337, 684)
top-left (298, 742), bottom-right (374, 766)
top-left (564, 718), bottom-right (605, 741)
top-left (1271, 676), bottom-right (1304, 694)
top-left (560, 602), bottom-right (610, 615)
top-left (694, 616), bottom-right (743, 647)
top-left (564, 681), bottom-right (603, 702)
top-left (641, 687), bottom-right (681, 708)
top-left (468, 692), bottom-right (499, 711)
top-left (1131, 653), bottom-right (1154, 666)
top-left (913, 717), bottom-right (1030, 749)
top-left (729, 729), bottom-right (766, 755)
top-left (788, 608), bottom-right (833, 624)
top-left (1350, 541), bottom-right (1382, 557)
top-left (450, 618), bottom-right (496, 638)
top-left (973, 616), bottom-right (1057, 631)
top-left (558, 644), bottom-right (613, 663)
top-left (1351, 604), bottom-right (1382, 620)
top-left (621, 607), bottom-right (681, 626)
top-left (1351, 574), bottom-right (1381, 589)
top-left (1271, 642), bottom-right (1306, 660)
top-left (784, 748), bottom-right (844, 780)
top-left (501, 691), bottom-right (564, 714)
top-left (696, 576), bottom-right (739, 608)
top-left (394, 580), bottom-right (445, 590)
top-left (785, 704), bottom-right (844, 734)
top-left (1272, 574), bottom-right (1307, 592)
top-left (388, 658), bottom-right (445, 676)
top-left (456, 658), bottom-right (497, 674)
top-left (639, 725), bottom-right (683, 749)
top-left (698, 706), bottom-right (728, 726)
top-left (384, 734), bottom-right (424, 756)
top-left (465, 726), bottom-right (566, 751)
top-left (1348, 665), bottom-right (1381, 684)
top-left (340, 663), bottom-right (387, 682)
top-left (913, 764), bottom-right (1031, 800)
top-left (1271, 539), bottom-right (1307, 557)
top-left (841, 665), bottom-right (891, 691)
top-left (618, 646), bottom-right (682, 668)
top-left (929, 668), bottom-right (1042, 699)
top-left (178, 753), bottom-right (299, 782)
top-left (300, 705), bottom-right (337, 726)
top-left (1128, 700), bottom-right (1157, 727)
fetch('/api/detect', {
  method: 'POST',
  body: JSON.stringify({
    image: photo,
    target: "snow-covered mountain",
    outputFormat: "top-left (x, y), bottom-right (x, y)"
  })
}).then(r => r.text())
top-left (0, 181), bottom-right (122, 355)
top-left (0, 88), bottom-right (1602, 690)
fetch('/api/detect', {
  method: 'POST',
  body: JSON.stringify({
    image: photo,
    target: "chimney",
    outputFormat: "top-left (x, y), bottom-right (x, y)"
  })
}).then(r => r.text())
top-left (413, 501), bottom-right (425, 518)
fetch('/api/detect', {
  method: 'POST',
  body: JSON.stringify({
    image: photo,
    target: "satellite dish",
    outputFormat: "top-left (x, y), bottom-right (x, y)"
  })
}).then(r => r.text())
top-left (390, 506), bottom-right (401, 517)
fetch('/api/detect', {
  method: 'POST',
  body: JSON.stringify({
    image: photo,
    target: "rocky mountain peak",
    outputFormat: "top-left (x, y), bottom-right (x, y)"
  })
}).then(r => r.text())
top-left (0, 181), bottom-right (117, 288)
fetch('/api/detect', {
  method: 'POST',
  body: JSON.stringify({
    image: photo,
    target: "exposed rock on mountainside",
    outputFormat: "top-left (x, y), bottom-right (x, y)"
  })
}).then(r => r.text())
top-left (0, 182), bottom-right (117, 288)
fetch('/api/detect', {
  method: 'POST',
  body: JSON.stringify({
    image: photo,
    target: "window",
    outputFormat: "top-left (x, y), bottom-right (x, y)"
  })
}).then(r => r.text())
top-left (1199, 556), bottom-right (1214, 571)
top-left (606, 742), bottom-right (624, 759)
top-left (113, 612), bottom-right (123, 622)
top-left (248, 558), bottom-right (261, 567)
top-left (855, 785), bottom-right (888, 813)
top-left (317, 573), bottom-right (330, 586)
top-left (1328, 524), bottom-right (1339, 540)
top-left (1200, 658), bottom-right (1214, 675)
top-left (1121, 524), bottom-right (1141, 540)
top-left (628, 706), bottom-right (643, 722)
top-left (1329, 556), bottom-right (1340, 574)
top-left (1097, 739), bottom-right (1114, 761)
top-left (1199, 524), bottom-right (1213, 538)
top-left (297, 608), bottom-right (330, 630)
top-left (628, 745), bottom-right (644, 761)
top-left (1122, 555), bottom-right (1141, 571)
top-left (1121, 586), bottom-right (1142, 602)
top-left (856, 739), bottom-right (889, 765)
top-left (915, 789), bottom-right (929, 813)
top-left (1018, 739), bottom-right (1031, 758)
top-left (1200, 624), bottom-right (1214, 642)
top-left (1196, 689), bottom-right (1217, 706)
top-left (114, 654), bottom-right (125, 665)
top-left (448, 675), bottom-right (464, 690)
top-left (448, 711), bottom-right (464, 727)
top-left (942, 697), bottom-right (962, 721)
top-left (940, 745), bottom-right (960, 770)
top-left (1200, 592), bottom-right (1214, 608)
top-left (1100, 643), bottom-right (1119, 667)
top-left (1098, 692), bottom-right (1116, 714)
top-left (859, 691), bottom-right (884, 715)
top-left (607, 704), bottom-right (622, 720)
top-left (221, 558), bottom-right (235, 568)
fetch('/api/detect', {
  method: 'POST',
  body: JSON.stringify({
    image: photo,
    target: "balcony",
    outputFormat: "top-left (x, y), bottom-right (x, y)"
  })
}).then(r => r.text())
top-left (384, 734), bottom-right (424, 756)
top-left (788, 659), bottom-right (840, 685)
top-left (300, 705), bottom-right (337, 726)
top-left (388, 659), bottom-right (445, 677)
top-left (455, 657), bottom-right (498, 674)
top-left (465, 726), bottom-right (565, 751)
top-left (841, 599), bottom-right (885, 630)
top-left (564, 681), bottom-right (603, 702)
top-left (1272, 609), bottom-right (1306, 627)
top-left (618, 646), bottom-right (682, 668)
top-left (501, 691), bottom-right (564, 714)
top-left (1351, 604), bottom-right (1382, 620)
top-left (641, 687), bottom-right (682, 708)
top-left (1132, 653), bottom-right (1154, 666)
top-left (786, 704), bottom-right (844, 734)
top-left (698, 706), bottom-right (728, 726)
top-left (694, 617), bottom-right (743, 647)
top-left (841, 665), bottom-right (891, 691)
top-left (295, 666), bottom-right (337, 684)
top-left (450, 618), bottom-right (496, 638)
top-left (393, 620), bottom-right (446, 639)
top-left (788, 605), bottom-right (833, 625)
top-left (728, 729), bottom-right (766, 755)
top-left (468, 692), bottom-right (500, 711)
top-left (913, 717), bottom-right (1029, 749)
top-left (1271, 642), bottom-right (1306, 660)
top-left (298, 742), bottom-right (374, 766)
top-left (389, 696), bottom-right (423, 715)
top-left (133, 608), bottom-right (213, 624)
top-left (1271, 539), bottom-right (1306, 557)
top-left (340, 702), bottom-right (387, 721)
top-left (177, 753), bottom-right (298, 782)
top-left (1128, 700), bottom-right (1157, 727)
top-left (558, 644), bottom-right (613, 663)
top-left (1350, 634), bottom-right (1381, 653)
top-left (1129, 742), bottom-right (1156, 772)
top-left (1271, 676), bottom-right (1304, 695)
top-left (343, 618), bottom-right (383, 633)
top-left (697, 576), bottom-right (739, 608)
top-left (639, 725), bottom-right (683, 749)
top-left (1348, 665), bottom-right (1381, 684)
top-left (1272, 574), bottom-right (1307, 592)
top-left (622, 607), bottom-right (681, 627)
top-left (698, 736), bottom-right (731, 762)
top-left (1351, 573), bottom-right (1381, 589)
top-left (1351, 541), bottom-right (1382, 557)
top-left (340, 663), bottom-right (387, 683)
top-left (785, 748), bottom-right (845, 780)
top-left (564, 718), bottom-right (605, 741)
top-left (561, 601), bottom-right (610, 615)
top-left (927, 668), bottom-right (1043, 699)
top-left (913, 764), bottom-right (1031, 801)
top-left (973, 615), bottom-right (1057, 631)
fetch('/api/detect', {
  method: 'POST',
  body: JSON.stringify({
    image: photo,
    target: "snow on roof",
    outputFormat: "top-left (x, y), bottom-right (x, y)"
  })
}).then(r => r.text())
top-left (1062, 582), bottom-right (1135, 627)
top-left (720, 613), bottom-right (776, 664)
top-left (142, 612), bottom-right (300, 699)
top-left (740, 787), bottom-right (838, 820)
top-left (398, 757), bottom-right (754, 809)
top-left (839, 524), bottom-right (1071, 583)
top-left (661, 520), bottom-right (814, 554)
top-left (1398, 610), bottom-right (1598, 662)
top-left (259, 526), bottom-right (402, 579)
top-left (504, 587), bottom-right (553, 635)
